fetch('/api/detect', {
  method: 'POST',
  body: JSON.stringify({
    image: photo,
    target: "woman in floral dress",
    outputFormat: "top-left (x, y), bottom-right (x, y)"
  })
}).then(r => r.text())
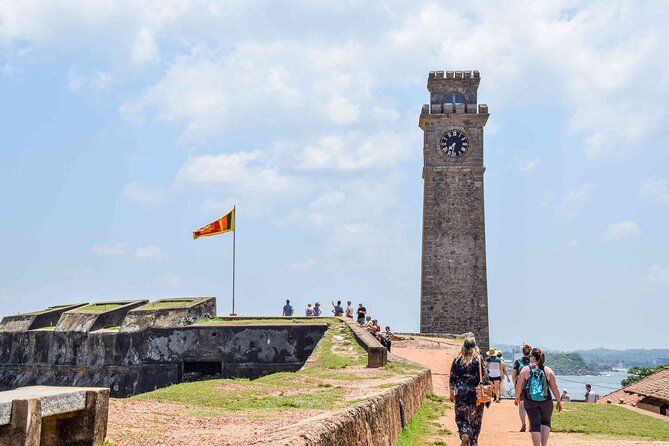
top-left (449, 337), bottom-right (489, 446)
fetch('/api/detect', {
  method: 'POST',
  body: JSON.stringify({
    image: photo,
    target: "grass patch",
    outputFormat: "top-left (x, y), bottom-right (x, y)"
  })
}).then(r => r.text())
top-left (382, 359), bottom-right (425, 375)
top-left (132, 378), bottom-right (344, 412)
top-left (196, 317), bottom-right (336, 326)
top-left (397, 393), bottom-right (451, 446)
top-left (140, 300), bottom-right (195, 310)
top-left (552, 403), bottom-right (669, 441)
top-left (76, 303), bottom-right (123, 313)
top-left (302, 320), bottom-right (366, 370)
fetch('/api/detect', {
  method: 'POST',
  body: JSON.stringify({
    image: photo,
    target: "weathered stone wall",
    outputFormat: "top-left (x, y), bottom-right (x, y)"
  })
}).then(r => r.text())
top-left (120, 298), bottom-right (216, 332)
top-left (0, 325), bottom-right (327, 397)
top-left (251, 369), bottom-right (433, 446)
top-left (419, 70), bottom-right (490, 350)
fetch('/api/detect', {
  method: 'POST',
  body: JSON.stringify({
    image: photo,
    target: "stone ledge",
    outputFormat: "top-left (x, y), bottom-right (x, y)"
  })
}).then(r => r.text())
top-left (339, 317), bottom-right (387, 368)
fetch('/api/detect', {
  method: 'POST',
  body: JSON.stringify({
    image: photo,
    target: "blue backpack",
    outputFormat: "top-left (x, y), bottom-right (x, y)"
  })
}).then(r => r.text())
top-left (525, 366), bottom-right (548, 402)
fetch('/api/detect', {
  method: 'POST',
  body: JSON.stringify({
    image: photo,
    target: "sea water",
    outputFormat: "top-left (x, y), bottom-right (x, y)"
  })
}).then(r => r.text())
top-left (554, 370), bottom-right (629, 400)
top-left (500, 370), bottom-right (629, 400)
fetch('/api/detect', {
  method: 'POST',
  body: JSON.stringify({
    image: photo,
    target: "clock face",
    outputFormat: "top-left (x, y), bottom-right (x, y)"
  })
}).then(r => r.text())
top-left (439, 130), bottom-right (469, 158)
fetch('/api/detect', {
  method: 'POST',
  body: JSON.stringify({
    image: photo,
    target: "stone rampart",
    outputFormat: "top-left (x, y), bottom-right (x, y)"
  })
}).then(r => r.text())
top-left (252, 368), bottom-right (433, 445)
top-left (0, 299), bottom-right (328, 397)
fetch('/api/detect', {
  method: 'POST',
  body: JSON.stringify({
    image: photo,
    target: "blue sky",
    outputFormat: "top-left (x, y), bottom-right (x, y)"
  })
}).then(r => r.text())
top-left (1, 1), bottom-right (668, 350)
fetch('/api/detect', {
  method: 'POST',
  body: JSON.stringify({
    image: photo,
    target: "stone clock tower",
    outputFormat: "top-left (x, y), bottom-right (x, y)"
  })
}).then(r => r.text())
top-left (418, 70), bottom-right (490, 349)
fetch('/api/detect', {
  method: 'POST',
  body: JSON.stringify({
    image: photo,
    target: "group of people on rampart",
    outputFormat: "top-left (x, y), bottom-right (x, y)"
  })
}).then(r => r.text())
top-left (280, 299), bottom-right (393, 351)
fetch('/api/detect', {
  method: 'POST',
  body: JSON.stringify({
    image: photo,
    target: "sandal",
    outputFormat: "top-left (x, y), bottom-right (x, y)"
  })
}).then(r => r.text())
top-left (520, 425), bottom-right (526, 432)
top-left (461, 433), bottom-right (470, 446)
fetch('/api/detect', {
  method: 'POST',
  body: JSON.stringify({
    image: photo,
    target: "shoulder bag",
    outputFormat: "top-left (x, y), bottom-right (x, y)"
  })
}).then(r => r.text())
top-left (476, 356), bottom-right (493, 405)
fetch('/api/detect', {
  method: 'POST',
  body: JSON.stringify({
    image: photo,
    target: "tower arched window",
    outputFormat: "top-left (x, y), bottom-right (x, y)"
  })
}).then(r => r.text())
top-left (446, 93), bottom-right (466, 104)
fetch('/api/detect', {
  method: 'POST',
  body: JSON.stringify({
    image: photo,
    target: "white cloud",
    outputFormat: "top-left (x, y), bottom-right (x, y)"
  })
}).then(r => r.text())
top-left (506, 158), bottom-right (541, 172)
top-left (602, 221), bottom-right (641, 242)
top-left (131, 28), bottom-right (158, 65)
top-left (639, 178), bottom-right (669, 204)
top-left (90, 241), bottom-right (128, 256)
top-left (134, 245), bottom-right (169, 262)
top-left (121, 182), bottom-right (168, 204)
top-left (154, 274), bottom-right (182, 287)
top-left (67, 66), bottom-right (112, 94)
top-left (177, 150), bottom-right (295, 193)
top-left (560, 183), bottom-right (592, 216)
top-left (645, 265), bottom-right (669, 284)
top-left (297, 131), bottom-right (413, 171)
top-left (565, 239), bottom-right (578, 248)
top-left (200, 197), bottom-right (237, 214)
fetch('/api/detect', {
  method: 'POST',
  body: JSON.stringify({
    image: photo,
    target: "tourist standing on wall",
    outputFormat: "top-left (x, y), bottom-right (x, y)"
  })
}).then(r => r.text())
top-left (305, 304), bottom-right (314, 317)
top-left (313, 302), bottom-right (322, 317)
top-left (512, 344), bottom-right (532, 431)
top-left (449, 337), bottom-right (489, 446)
top-left (282, 299), bottom-right (293, 317)
top-left (356, 303), bottom-right (367, 324)
top-left (515, 348), bottom-right (562, 446)
top-left (332, 300), bottom-right (344, 317)
top-left (345, 300), bottom-right (353, 318)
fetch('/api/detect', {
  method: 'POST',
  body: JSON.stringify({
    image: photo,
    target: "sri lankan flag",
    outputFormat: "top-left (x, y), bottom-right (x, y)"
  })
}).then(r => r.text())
top-left (193, 208), bottom-right (235, 240)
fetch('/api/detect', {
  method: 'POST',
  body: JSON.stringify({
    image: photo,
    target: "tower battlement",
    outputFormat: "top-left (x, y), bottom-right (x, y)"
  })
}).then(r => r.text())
top-left (426, 69), bottom-right (482, 110)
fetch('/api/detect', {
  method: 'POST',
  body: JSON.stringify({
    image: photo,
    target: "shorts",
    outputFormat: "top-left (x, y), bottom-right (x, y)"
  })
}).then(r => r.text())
top-left (489, 376), bottom-right (501, 382)
top-left (524, 399), bottom-right (554, 432)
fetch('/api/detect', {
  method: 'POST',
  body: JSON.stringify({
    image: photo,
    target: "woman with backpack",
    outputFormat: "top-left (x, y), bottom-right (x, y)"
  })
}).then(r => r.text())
top-left (449, 337), bottom-right (489, 446)
top-left (512, 344), bottom-right (532, 431)
top-left (514, 348), bottom-right (562, 446)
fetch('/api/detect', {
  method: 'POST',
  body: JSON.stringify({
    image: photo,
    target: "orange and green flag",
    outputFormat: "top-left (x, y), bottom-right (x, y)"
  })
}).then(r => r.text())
top-left (193, 209), bottom-right (235, 240)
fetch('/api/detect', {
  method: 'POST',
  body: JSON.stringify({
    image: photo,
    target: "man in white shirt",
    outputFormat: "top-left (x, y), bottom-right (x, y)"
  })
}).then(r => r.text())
top-left (585, 384), bottom-right (597, 403)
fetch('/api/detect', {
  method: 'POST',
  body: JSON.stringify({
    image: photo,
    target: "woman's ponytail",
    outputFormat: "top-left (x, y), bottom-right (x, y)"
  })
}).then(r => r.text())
top-left (530, 347), bottom-right (545, 367)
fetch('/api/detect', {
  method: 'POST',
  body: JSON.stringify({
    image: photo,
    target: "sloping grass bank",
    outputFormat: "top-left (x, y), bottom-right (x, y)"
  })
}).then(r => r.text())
top-left (396, 393), bottom-right (451, 446)
top-left (552, 403), bottom-right (669, 441)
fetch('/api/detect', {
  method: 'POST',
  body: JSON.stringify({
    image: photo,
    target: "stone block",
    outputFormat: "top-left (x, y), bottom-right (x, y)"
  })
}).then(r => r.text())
top-left (0, 304), bottom-right (87, 332)
top-left (120, 297), bottom-right (216, 332)
top-left (446, 71), bottom-right (454, 79)
top-left (55, 300), bottom-right (148, 332)
top-left (478, 103), bottom-right (488, 114)
top-left (0, 386), bottom-right (109, 446)
top-left (464, 70), bottom-right (472, 78)
top-left (466, 103), bottom-right (478, 113)
top-left (455, 71), bottom-right (463, 79)
top-left (421, 104), bottom-right (429, 114)
top-left (430, 103), bottom-right (442, 114)
top-left (435, 70), bottom-right (444, 78)
top-left (455, 103), bottom-right (465, 114)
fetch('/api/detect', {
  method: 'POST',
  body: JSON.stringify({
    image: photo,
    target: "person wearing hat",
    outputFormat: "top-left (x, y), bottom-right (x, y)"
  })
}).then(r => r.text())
top-left (486, 347), bottom-right (503, 403)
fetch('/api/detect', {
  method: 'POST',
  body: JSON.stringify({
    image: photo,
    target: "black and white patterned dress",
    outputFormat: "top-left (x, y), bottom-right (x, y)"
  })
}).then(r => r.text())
top-left (449, 356), bottom-right (489, 445)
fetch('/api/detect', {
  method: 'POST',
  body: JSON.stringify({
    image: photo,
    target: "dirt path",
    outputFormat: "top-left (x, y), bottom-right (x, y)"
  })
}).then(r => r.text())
top-left (393, 337), bottom-right (669, 446)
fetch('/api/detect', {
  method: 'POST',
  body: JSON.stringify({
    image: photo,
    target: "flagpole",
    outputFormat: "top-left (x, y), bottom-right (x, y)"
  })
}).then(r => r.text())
top-left (231, 205), bottom-right (236, 316)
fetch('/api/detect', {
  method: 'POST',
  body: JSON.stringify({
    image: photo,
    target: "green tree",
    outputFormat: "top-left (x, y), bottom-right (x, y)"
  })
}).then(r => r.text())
top-left (621, 365), bottom-right (668, 387)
